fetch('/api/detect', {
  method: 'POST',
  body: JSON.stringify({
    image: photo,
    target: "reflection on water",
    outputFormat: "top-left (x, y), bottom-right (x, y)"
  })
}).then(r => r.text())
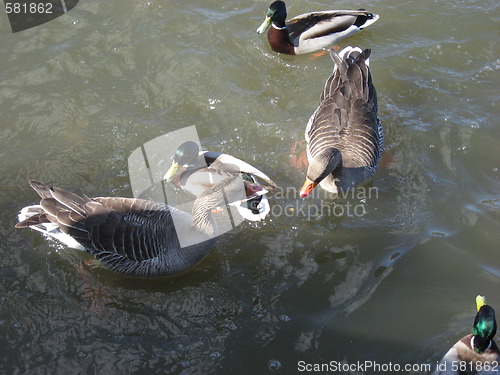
top-left (1, 0), bottom-right (499, 373)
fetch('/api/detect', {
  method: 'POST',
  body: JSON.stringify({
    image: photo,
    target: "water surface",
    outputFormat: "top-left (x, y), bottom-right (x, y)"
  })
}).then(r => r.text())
top-left (1, 0), bottom-right (499, 374)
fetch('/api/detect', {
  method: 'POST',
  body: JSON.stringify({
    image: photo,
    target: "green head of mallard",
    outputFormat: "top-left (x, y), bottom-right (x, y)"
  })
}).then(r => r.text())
top-left (256, 1), bottom-right (287, 34)
top-left (472, 295), bottom-right (497, 353)
top-left (164, 141), bottom-right (200, 182)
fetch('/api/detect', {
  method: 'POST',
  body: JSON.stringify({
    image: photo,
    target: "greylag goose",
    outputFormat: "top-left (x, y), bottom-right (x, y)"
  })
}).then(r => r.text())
top-left (300, 46), bottom-right (383, 197)
top-left (15, 178), bottom-right (242, 277)
top-left (434, 295), bottom-right (499, 375)
top-left (164, 141), bottom-right (277, 221)
top-left (256, 1), bottom-right (379, 55)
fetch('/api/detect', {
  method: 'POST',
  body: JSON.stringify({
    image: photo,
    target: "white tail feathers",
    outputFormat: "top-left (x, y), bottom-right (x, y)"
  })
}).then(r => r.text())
top-left (17, 205), bottom-right (85, 251)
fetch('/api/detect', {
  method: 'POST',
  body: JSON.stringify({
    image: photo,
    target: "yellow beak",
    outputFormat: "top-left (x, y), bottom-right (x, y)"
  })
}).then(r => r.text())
top-left (164, 162), bottom-right (180, 182)
top-left (256, 16), bottom-right (272, 34)
top-left (476, 295), bottom-right (486, 311)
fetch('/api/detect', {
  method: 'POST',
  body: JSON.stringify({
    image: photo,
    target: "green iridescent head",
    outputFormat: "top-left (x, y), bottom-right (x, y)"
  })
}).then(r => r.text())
top-left (164, 141), bottom-right (200, 182)
top-left (256, 1), bottom-right (287, 34)
top-left (472, 295), bottom-right (497, 353)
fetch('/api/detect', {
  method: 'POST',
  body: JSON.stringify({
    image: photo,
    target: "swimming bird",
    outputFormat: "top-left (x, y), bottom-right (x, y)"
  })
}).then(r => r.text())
top-left (15, 179), bottom-right (241, 277)
top-left (434, 295), bottom-right (499, 375)
top-left (300, 46), bottom-right (383, 198)
top-left (256, 1), bottom-right (379, 55)
top-left (164, 141), bottom-right (277, 221)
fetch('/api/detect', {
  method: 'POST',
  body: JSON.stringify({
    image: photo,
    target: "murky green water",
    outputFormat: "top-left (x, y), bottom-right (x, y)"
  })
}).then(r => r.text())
top-left (1, 0), bottom-right (499, 374)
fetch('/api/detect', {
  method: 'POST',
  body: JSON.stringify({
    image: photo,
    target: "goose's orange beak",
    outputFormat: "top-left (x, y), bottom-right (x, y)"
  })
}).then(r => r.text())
top-left (245, 183), bottom-right (263, 197)
top-left (300, 178), bottom-right (318, 198)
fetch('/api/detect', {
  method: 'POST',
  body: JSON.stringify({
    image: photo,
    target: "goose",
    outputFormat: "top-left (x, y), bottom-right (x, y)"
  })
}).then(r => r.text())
top-left (300, 46), bottom-right (383, 197)
top-left (15, 178), bottom-right (242, 277)
top-left (256, 1), bottom-right (379, 55)
top-left (434, 295), bottom-right (499, 375)
top-left (164, 141), bottom-right (277, 221)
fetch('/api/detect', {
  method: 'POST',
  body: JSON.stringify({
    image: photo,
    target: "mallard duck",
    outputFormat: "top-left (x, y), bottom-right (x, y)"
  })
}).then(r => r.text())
top-left (434, 295), bottom-right (499, 375)
top-left (15, 178), bottom-right (242, 277)
top-left (256, 1), bottom-right (379, 55)
top-left (300, 46), bottom-right (383, 197)
top-left (164, 141), bottom-right (277, 221)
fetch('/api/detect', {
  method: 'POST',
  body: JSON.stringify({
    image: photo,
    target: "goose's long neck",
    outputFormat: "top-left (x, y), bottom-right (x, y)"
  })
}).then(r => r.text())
top-left (191, 196), bottom-right (218, 238)
top-left (190, 175), bottom-right (243, 239)
top-left (308, 148), bottom-right (342, 183)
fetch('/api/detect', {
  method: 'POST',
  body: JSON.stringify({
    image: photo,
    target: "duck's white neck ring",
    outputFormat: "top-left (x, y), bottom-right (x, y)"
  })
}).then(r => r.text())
top-left (272, 24), bottom-right (287, 30)
top-left (471, 336), bottom-right (492, 351)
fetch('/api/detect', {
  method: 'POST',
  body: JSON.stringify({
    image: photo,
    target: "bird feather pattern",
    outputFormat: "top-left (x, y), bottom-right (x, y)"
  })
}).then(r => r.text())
top-left (16, 180), bottom-right (223, 277)
top-left (308, 48), bottom-right (381, 169)
top-left (288, 10), bottom-right (375, 43)
top-left (303, 47), bottom-right (383, 194)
